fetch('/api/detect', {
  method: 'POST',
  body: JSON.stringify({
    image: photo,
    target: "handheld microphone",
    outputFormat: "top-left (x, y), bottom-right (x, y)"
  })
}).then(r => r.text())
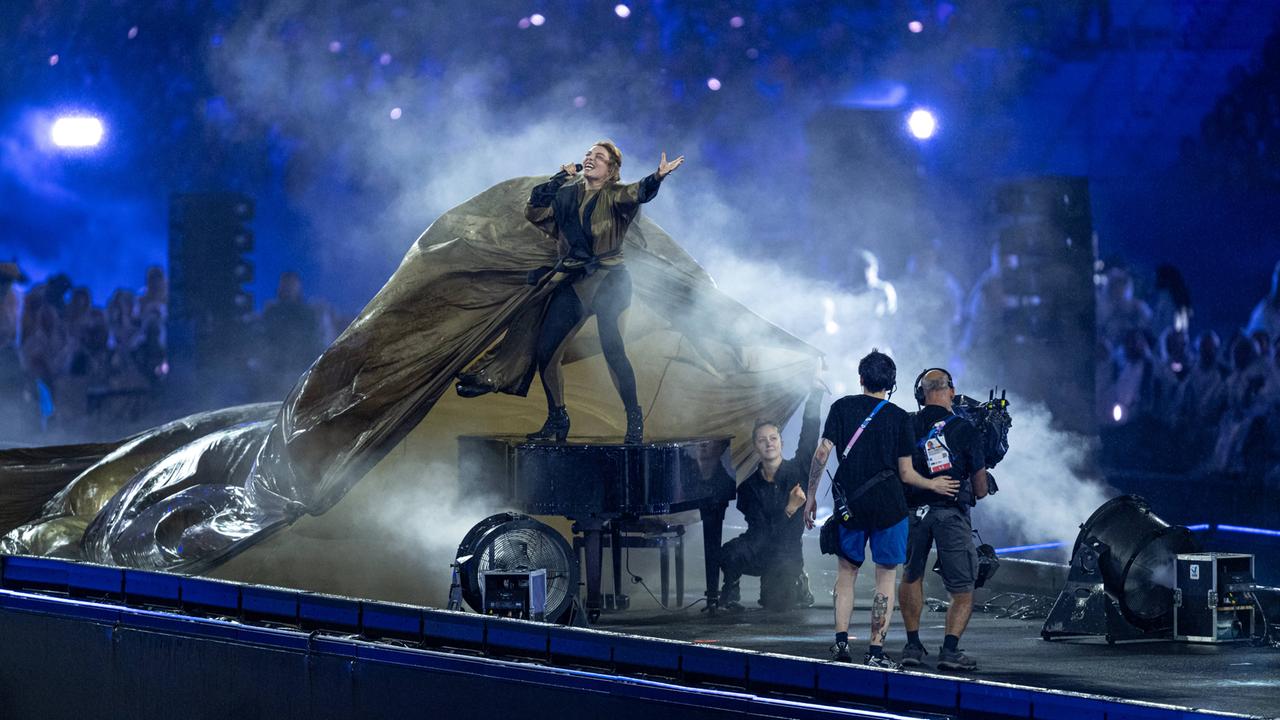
top-left (575, 163), bottom-right (583, 171)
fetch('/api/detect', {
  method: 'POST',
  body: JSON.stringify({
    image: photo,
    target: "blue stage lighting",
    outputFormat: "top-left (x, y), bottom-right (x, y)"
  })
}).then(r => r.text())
top-left (994, 541), bottom-right (1064, 555)
top-left (907, 108), bottom-right (937, 140)
top-left (1217, 523), bottom-right (1280, 537)
top-left (50, 115), bottom-right (104, 148)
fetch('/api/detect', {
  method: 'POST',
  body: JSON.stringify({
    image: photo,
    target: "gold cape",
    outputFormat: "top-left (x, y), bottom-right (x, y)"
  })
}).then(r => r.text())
top-left (1, 176), bottom-right (820, 600)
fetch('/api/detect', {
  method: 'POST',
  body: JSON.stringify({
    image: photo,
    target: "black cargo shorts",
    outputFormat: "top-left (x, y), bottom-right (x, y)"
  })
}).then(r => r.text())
top-left (902, 504), bottom-right (978, 594)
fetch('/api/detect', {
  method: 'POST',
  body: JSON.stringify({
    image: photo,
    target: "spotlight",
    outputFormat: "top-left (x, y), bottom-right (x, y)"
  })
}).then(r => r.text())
top-left (706, 77), bottom-right (722, 91)
top-left (729, 16), bottom-right (744, 28)
top-left (49, 54), bottom-right (59, 66)
top-left (614, 4), bottom-right (630, 18)
top-left (530, 13), bottom-right (545, 26)
top-left (906, 108), bottom-right (937, 140)
top-left (1043, 495), bottom-right (1197, 642)
top-left (50, 116), bottom-right (105, 148)
top-left (908, 20), bottom-right (924, 33)
top-left (389, 107), bottom-right (402, 120)
top-left (1112, 404), bottom-right (1123, 422)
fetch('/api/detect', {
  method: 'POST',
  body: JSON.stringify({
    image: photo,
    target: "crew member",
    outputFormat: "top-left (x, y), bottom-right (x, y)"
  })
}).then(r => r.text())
top-left (805, 350), bottom-right (957, 667)
top-left (718, 388), bottom-right (822, 611)
top-left (898, 368), bottom-right (989, 672)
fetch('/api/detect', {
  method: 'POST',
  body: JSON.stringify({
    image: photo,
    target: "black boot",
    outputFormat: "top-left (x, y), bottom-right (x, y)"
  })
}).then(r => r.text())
top-left (455, 372), bottom-right (494, 398)
top-left (527, 406), bottom-right (570, 442)
top-left (624, 405), bottom-right (644, 445)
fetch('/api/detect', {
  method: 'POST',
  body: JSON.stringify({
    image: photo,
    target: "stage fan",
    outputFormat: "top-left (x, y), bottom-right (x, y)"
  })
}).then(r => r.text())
top-left (456, 512), bottom-right (578, 623)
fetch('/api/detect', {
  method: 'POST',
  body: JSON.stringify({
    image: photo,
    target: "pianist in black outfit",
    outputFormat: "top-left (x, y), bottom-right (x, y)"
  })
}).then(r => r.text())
top-left (459, 140), bottom-right (684, 445)
top-left (718, 388), bottom-right (822, 611)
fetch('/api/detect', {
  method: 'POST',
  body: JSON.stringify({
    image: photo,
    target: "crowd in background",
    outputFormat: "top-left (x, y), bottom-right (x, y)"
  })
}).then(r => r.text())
top-left (5, 244), bottom-right (1280, 490)
top-left (1096, 260), bottom-right (1280, 486)
top-left (0, 262), bottom-right (338, 443)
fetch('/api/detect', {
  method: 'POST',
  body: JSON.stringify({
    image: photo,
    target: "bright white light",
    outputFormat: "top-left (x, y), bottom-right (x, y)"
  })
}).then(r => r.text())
top-left (49, 54), bottom-right (59, 66)
top-left (614, 4), bottom-right (630, 18)
top-left (530, 13), bottom-right (545, 26)
top-left (908, 20), bottom-right (924, 33)
top-left (907, 108), bottom-right (937, 140)
top-left (50, 116), bottom-right (104, 148)
top-left (822, 297), bottom-right (839, 334)
top-left (389, 107), bottom-right (402, 120)
top-left (1112, 404), bottom-right (1123, 422)
top-left (707, 77), bottom-right (722, 91)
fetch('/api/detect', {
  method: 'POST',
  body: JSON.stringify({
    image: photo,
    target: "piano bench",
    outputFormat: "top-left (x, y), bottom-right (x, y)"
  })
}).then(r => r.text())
top-left (574, 520), bottom-right (686, 609)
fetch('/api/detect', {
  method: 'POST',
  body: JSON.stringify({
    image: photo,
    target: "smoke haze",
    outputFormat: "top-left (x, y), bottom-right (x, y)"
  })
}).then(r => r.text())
top-left (191, 2), bottom-right (1114, 599)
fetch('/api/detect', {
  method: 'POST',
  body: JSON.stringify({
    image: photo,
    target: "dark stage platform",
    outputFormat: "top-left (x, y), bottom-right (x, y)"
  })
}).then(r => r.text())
top-left (598, 604), bottom-right (1280, 718)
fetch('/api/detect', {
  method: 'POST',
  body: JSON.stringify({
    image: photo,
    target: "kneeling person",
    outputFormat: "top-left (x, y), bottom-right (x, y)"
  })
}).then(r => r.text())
top-left (898, 368), bottom-right (990, 672)
top-left (720, 392), bottom-right (821, 610)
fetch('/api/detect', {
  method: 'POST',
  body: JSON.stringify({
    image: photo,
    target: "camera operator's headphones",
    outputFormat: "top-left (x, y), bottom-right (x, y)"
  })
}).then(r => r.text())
top-left (913, 367), bottom-right (954, 407)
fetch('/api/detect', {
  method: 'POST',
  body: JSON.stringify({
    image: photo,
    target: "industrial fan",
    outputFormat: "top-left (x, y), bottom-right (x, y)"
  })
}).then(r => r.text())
top-left (455, 512), bottom-right (578, 623)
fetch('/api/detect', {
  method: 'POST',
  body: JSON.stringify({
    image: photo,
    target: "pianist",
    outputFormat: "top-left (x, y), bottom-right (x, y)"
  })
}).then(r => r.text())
top-left (718, 389), bottom-right (822, 611)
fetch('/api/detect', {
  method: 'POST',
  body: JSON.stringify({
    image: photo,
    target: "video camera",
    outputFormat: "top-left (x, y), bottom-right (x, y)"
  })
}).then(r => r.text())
top-left (951, 388), bottom-right (1012, 493)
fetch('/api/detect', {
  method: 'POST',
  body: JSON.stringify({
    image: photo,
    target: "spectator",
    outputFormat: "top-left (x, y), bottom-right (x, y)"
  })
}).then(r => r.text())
top-left (21, 304), bottom-right (72, 389)
top-left (1151, 264), bottom-right (1192, 334)
top-left (65, 286), bottom-right (93, 338)
top-left (137, 266), bottom-right (168, 352)
top-left (1209, 334), bottom-right (1271, 473)
top-left (1178, 331), bottom-right (1228, 439)
top-left (1097, 267), bottom-right (1153, 348)
top-left (259, 271), bottom-right (323, 396)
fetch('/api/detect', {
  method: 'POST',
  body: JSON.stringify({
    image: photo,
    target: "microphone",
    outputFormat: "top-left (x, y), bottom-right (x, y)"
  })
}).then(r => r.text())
top-left (575, 163), bottom-right (583, 171)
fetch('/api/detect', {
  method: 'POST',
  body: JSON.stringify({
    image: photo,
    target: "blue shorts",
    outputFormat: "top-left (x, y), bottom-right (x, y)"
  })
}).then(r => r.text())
top-left (837, 517), bottom-right (909, 567)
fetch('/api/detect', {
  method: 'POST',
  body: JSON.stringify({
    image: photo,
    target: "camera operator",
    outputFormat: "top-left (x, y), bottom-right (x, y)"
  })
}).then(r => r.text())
top-left (717, 386), bottom-right (821, 611)
top-left (897, 369), bottom-right (989, 672)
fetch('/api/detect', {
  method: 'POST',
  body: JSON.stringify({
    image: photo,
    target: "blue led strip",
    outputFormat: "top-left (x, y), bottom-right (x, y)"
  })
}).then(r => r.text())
top-left (993, 541), bottom-right (1064, 555)
top-left (1216, 524), bottom-right (1280, 537)
top-left (994, 522), bottom-right (1280, 555)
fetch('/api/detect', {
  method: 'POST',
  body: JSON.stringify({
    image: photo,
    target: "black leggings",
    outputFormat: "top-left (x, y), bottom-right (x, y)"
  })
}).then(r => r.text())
top-left (534, 267), bottom-right (638, 412)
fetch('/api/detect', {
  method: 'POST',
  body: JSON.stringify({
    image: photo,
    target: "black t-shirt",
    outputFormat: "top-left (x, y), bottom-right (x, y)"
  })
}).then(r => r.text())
top-left (906, 404), bottom-right (986, 509)
top-left (821, 394), bottom-right (913, 530)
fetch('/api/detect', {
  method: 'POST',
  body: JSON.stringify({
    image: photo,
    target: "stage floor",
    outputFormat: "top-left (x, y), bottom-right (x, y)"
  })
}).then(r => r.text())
top-left (597, 604), bottom-right (1280, 718)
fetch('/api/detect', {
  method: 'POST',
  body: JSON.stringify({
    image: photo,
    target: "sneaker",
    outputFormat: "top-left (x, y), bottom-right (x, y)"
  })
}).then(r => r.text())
top-left (937, 648), bottom-right (977, 672)
top-left (797, 572), bottom-right (815, 608)
top-left (900, 642), bottom-right (929, 667)
top-left (720, 580), bottom-right (741, 605)
top-left (830, 641), bottom-right (853, 663)
top-left (863, 653), bottom-right (902, 670)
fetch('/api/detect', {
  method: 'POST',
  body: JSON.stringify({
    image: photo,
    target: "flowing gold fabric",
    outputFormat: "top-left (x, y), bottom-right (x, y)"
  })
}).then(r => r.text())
top-left (1, 175), bottom-right (820, 601)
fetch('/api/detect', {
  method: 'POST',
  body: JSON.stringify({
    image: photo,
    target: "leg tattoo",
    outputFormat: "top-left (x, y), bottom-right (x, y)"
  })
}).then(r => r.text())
top-left (870, 592), bottom-right (890, 646)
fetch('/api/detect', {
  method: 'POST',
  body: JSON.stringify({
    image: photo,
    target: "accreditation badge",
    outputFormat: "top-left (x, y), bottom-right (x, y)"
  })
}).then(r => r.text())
top-left (924, 421), bottom-right (952, 473)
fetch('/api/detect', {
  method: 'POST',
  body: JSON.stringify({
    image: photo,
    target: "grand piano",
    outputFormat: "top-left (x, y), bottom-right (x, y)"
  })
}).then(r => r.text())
top-left (458, 435), bottom-right (736, 621)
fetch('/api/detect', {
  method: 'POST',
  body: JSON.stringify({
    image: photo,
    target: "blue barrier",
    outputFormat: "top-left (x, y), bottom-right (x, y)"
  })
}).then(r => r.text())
top-left (0, 554), bottom-right (1251, 720)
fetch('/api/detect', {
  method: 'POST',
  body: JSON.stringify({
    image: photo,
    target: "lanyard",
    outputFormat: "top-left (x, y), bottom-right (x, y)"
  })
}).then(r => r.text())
top-left (917, 414), bottom-right (958, 449)
top-left (842, 399), bottom-right (887, 460)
